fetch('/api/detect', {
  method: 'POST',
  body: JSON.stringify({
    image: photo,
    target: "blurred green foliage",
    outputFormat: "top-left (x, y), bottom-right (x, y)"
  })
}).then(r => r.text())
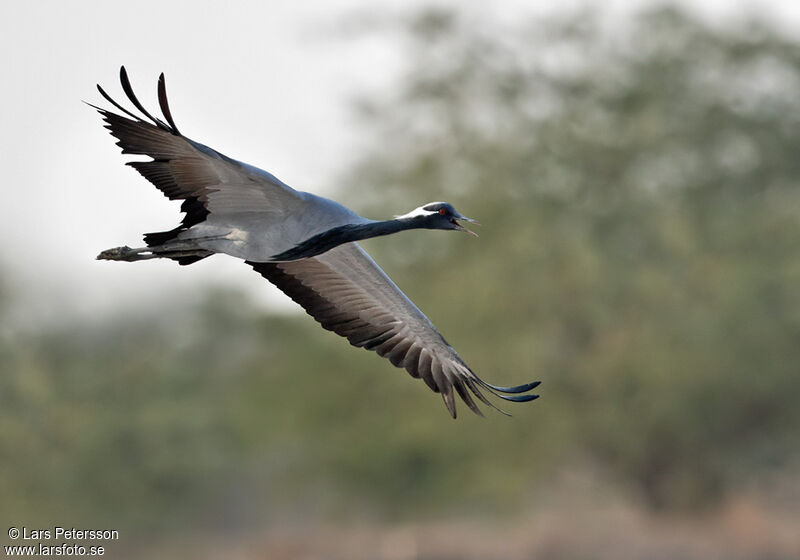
top-left (2, 6), bottom-right (800, 538)
top-left (345, 6), bottom-right (800, 510)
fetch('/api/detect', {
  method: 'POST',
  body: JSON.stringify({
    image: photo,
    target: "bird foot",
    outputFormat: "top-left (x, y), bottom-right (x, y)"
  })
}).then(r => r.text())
top-left (96, 246), bottom-right (144, 261)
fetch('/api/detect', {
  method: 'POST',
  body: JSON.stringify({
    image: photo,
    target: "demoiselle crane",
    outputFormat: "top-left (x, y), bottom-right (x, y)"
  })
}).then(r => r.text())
top-left (92, 67), bottom-right (540, 417)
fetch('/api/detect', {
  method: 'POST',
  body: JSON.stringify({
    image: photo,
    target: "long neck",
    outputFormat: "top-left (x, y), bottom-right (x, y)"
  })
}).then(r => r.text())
top-left (353, 217), bottom-right (426, 239)
top-left (271, 217), bottom-right (426, 261)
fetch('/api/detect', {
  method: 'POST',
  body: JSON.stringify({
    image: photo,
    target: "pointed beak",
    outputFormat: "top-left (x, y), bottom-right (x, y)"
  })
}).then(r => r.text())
top-left (452, 216), bottom-right (480, 237)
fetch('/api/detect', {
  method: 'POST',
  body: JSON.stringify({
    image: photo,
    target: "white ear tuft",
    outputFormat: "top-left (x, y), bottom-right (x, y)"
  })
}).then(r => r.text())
top-left (395, 206), bottom-right (437, 220)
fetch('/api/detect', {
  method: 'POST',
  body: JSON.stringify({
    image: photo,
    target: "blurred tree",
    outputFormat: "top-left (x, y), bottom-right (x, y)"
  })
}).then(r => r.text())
top-left (342, 6), bottom-right (800, 509)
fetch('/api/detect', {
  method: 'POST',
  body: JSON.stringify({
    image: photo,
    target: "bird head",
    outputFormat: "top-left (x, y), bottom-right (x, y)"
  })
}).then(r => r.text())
top-left (395, 202), bottom-right (479, 235)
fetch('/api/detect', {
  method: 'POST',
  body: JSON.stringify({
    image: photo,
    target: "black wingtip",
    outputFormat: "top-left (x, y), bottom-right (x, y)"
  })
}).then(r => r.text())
top-left (497, 393), bottom-right (540, 403)
top-left (157, 72), bottom-right (181, 135)
top-left (466, 376), bottom-right (540, 416)
top-left (95, 82), bottom-right (141, 121)
top-left (82, 99), bottom-right (101, 111)
top-left (119, 65), bottom-right (169, 130)
top-left (485, 380), bottom-right (541, 394)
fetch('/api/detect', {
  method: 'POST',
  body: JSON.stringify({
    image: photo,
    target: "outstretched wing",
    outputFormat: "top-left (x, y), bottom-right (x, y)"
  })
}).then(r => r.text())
top-left (90, 66), bottom-right (305, 250)
top-left (248, 243), bottom-right (540, 418)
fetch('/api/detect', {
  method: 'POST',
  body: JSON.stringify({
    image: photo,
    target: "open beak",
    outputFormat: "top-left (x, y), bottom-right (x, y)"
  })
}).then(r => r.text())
top-left (452, 216), bottom-right (480, 237)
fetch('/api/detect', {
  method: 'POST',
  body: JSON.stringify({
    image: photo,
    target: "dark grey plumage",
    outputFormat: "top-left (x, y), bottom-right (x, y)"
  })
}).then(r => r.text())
top-left (93, 67), bottom-right (540, 417)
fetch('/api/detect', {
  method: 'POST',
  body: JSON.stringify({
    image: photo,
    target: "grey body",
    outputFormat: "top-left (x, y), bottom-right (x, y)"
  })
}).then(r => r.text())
top-left (184, 187), bottom-right (370, 261)
top-left (93, 67), bottom-right (539, 417)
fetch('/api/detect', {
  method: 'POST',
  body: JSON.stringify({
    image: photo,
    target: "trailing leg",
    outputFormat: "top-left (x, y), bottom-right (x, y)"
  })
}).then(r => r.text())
top-left (96, 245), bottom-right (157, 261)
top-left (96, 243), bottom-right (212, 263)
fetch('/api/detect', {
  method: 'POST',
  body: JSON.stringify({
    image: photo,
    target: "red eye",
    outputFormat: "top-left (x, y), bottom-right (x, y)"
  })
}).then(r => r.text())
top-left (439, 208), bottom-right (446, 215)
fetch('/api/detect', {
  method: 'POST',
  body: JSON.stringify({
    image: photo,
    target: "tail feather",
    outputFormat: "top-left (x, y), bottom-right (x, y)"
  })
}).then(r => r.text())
top-left (143, 227), bottom-right (183, 247)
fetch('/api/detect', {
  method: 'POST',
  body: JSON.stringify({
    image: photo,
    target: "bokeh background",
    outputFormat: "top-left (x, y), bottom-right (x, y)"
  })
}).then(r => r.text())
top-left (2, 1), bottom-right (800, 558)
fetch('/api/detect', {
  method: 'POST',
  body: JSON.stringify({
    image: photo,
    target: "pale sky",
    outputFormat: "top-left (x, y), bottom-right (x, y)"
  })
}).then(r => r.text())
top-left (2, 0), bottom-right (799, 329)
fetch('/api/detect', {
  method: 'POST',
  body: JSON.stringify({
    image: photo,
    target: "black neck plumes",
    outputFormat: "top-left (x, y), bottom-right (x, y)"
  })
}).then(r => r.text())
top-left (270, 217), bottom-right (427, 261)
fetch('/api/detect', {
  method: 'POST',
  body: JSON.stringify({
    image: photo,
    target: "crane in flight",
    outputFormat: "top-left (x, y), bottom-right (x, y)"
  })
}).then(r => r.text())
top-left (93, 67), bottom-right (540, 418)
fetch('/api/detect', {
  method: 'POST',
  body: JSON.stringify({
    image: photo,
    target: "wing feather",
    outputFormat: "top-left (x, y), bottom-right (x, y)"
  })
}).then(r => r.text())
top-left (157, 72), bottom-right (181, 134)
top-left (248, 243), bottom-right (540, 417)
top-left (91, 66), bottom-right (303, 249)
